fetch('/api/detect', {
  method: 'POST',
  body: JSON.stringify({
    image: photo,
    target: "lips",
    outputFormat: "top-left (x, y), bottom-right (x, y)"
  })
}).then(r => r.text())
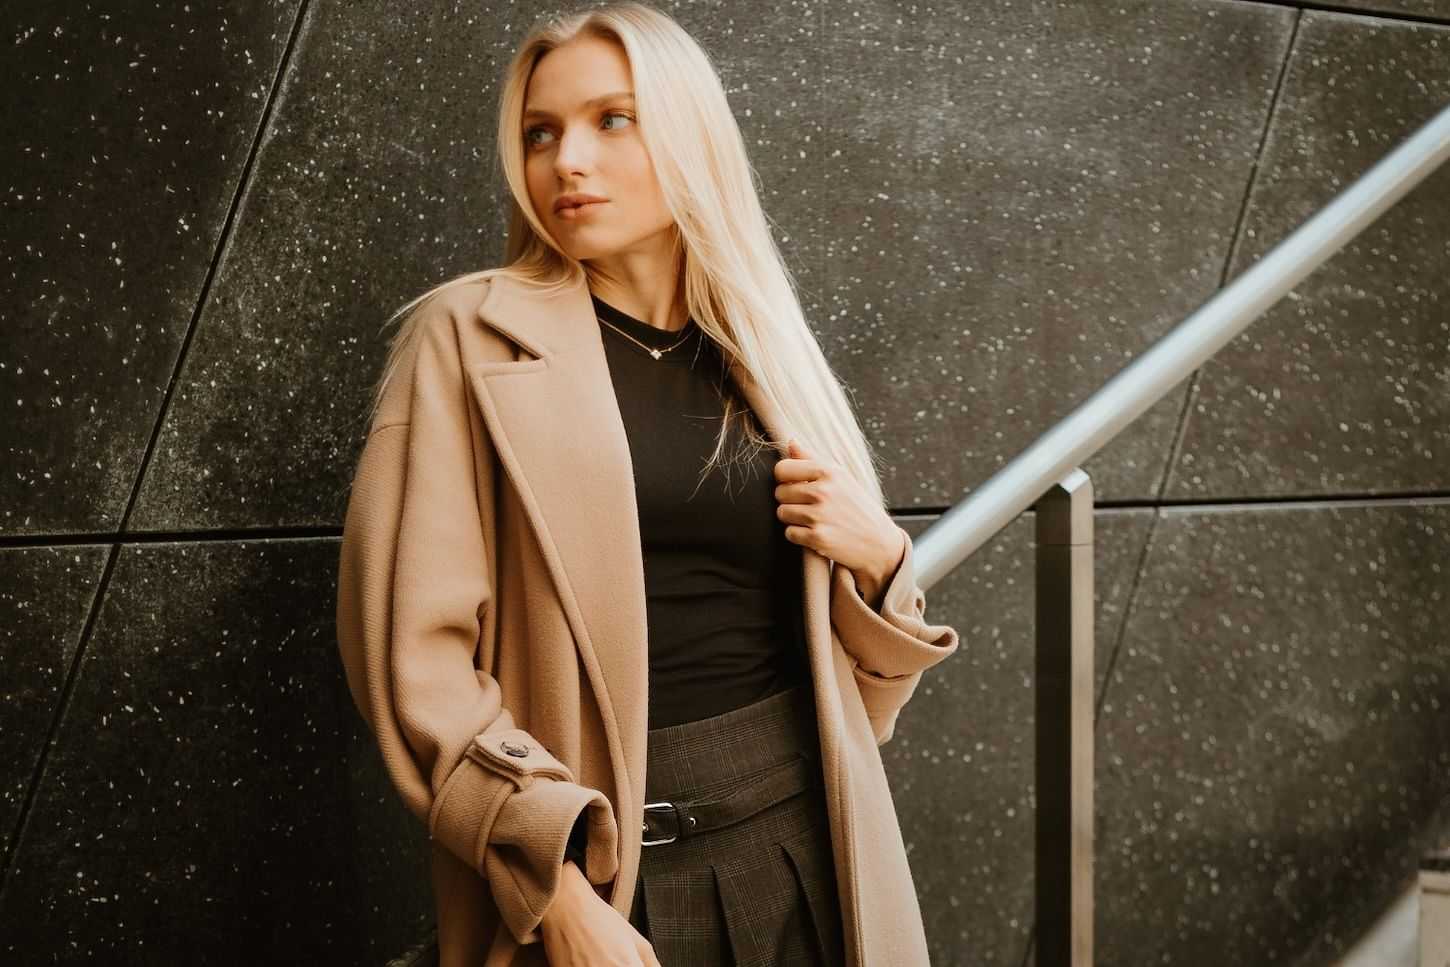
top-left (555, 192), bottom-right (608, 213)
top-left (557, 200), bottom-right (607, 219)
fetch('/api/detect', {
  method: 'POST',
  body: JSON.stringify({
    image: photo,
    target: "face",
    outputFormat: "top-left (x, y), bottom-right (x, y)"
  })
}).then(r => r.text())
top-left (521, 35), bottom-right (676, 262)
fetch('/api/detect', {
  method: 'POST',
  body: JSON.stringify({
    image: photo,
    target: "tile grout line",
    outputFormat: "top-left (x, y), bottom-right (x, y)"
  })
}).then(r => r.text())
top-left (0, 0), bottom-right (318, 910)
top-left (0, 543), bottom-right (119, 907)
top-left (1027, 10), bottom-right (1305, 965)
top-left (1097, 6), bottom-right (1303, 725)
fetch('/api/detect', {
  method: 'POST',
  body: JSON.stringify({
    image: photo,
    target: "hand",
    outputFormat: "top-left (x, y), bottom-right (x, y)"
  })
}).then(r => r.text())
top-left (773, 439), bottom-right (906, 606)
top-left (540, 861), bottom-right (662, 967)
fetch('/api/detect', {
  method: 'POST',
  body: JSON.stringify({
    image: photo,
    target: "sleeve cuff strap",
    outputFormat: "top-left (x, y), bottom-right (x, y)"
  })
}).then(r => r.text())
top-left (486, 775), bottom-right (619, 944)
top-left (427, 746), bottom-right (621, 946)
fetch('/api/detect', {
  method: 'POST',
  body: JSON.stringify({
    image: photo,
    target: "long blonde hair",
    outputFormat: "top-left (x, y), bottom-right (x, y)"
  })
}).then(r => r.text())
top-left (367, 0), bottom-right (887, 509)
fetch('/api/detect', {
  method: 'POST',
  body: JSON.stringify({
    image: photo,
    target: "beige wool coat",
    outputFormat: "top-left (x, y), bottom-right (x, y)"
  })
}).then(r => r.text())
top-left (335, 269), bottom-right (961, 967)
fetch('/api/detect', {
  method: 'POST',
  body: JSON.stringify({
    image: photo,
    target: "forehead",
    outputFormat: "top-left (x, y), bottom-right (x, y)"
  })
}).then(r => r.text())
top-left (522, 36), bottom-right (634, 118)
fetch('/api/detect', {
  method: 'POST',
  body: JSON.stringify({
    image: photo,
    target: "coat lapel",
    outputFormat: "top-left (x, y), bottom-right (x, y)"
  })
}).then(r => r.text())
top-left (469, 271), bottom-right (649, 817)
top-left (468, 270), bottom-right (837, 886)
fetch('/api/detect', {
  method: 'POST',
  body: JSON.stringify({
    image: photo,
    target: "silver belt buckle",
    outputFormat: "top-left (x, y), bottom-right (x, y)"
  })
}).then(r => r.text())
top-left (641, 801), bottom-right (679, 846)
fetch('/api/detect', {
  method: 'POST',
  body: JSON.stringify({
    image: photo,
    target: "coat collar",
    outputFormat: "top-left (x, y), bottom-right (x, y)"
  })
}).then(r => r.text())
top-left (468, 269), bottom-right (832, 839)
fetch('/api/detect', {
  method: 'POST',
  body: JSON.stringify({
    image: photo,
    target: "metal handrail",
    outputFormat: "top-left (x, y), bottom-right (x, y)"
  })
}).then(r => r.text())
top-left (381, 103), bottom-right (1450, 967)
top-left (910, 102), bottom-right (1450, 591)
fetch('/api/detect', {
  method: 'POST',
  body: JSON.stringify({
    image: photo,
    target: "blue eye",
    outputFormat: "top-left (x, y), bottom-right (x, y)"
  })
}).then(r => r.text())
top-left (525, 111), bottom-right (634, 147)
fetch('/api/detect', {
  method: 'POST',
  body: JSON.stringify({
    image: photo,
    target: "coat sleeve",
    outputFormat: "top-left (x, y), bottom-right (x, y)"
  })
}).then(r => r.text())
top-left (830, 524), bottom-right (960, 746)
top-left (335, 308), bottom-right (619, 947)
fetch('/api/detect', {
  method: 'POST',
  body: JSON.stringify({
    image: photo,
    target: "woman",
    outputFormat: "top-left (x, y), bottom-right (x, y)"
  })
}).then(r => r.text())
top-left (336, 3), bottom-right (961, 966)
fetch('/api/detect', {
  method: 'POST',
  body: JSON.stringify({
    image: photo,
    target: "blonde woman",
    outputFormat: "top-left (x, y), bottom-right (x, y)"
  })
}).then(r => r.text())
top-left (336, 3), bottom-right (961, 965)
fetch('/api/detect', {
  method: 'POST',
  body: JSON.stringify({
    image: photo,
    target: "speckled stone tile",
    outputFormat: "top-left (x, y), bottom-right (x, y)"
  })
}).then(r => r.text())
top-left (1095, 502), bottom-right (1450, 965)
top-left (886, 509), bottom-right (1154, 966)
top-left (129, 0), bottom-right (829, 533)
top-left (672, 0), bottom-right (826, 273)
top-left (0, 539), bottom-right (431, 963)
top-left (0, 2), bottom-right (299, 537)
top-left (1302, 0), bottom-right (1450, 18)
top-left (1171, 13), bottom-right (1450, 499)
top-left (0, 546), bottom-right (108, 844)
top-left (814, 0), bottom-right (1295, 506)
top-left (125, 1), bottom-right (509, 533)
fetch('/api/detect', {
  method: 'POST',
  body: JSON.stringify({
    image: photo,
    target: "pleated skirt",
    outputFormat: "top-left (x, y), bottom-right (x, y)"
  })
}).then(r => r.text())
top-left (628, 682), bottom-right (847, 967)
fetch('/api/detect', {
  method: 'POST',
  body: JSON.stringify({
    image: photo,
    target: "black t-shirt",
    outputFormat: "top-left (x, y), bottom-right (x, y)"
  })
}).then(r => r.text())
top-left (564, 293), bottom-right (815, 868)
top-left (591, 292), bottom-right (812, 731)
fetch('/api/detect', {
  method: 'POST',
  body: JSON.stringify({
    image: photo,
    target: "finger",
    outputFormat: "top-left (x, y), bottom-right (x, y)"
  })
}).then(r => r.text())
top-left (783, 523), bottom-right (814, 548)
top-left (776, 503), bottom-right (813, 528)
top-left (773, 456), bottom-right (823, 484)
top-left (787, 440), bottom-right (833, 478)
top-left (773, 481), bottom-right (818, 503)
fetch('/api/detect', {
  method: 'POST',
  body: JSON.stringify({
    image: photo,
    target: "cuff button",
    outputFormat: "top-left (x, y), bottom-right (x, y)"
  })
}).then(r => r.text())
top-left (501, 739), bottom-right (531, 758)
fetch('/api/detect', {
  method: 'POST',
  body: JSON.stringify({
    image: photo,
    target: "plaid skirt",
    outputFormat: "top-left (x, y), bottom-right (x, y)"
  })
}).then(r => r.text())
top-left (627, 682), bottom-right (847, 967)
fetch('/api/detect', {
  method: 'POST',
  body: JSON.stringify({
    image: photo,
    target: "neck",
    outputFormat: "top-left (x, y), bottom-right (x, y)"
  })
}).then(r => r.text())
top-left (583, 254), bottom-right (688, 333)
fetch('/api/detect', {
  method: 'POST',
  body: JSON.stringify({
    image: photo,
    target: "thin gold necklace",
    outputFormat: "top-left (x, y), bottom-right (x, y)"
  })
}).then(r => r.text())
top-left (597, 315), bottom-right (694, 360)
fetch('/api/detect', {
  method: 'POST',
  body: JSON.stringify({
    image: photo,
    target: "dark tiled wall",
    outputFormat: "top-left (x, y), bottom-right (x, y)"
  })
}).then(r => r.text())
top-left (1, 540), bottom-right (431, 962)
top-left (2, 1), bottom-right (1446, 965)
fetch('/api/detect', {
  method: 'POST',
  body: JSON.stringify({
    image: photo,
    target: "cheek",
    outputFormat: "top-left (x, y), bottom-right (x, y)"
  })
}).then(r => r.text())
top-left (523, 161), bottom-right (548, 211)
top-left (619, 144), bottom-right (669, 209)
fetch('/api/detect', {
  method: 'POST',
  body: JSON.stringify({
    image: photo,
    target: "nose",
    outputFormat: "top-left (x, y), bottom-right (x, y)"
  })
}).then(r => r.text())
top-left (551, 126), bottom-right (597, 180)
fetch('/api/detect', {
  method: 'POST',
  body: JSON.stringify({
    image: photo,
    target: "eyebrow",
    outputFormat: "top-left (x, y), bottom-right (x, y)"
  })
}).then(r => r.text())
top-left (522, 91), bottom-right (635, 121)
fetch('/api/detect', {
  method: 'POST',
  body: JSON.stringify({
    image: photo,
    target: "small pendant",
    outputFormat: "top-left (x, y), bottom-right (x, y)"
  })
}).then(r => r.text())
top-left (649, 348), bottom-right (662, 360)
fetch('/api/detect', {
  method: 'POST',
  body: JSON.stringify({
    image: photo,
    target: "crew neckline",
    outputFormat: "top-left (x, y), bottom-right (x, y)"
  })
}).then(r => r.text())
top-left (591, 293), bottom-right (697, 347)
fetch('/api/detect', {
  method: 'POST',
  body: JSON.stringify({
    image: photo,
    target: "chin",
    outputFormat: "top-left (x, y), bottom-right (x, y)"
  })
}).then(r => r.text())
top-left (560, 242), bottom-right (607, 261)
top-left (560, 236), bottom-right (626, 261)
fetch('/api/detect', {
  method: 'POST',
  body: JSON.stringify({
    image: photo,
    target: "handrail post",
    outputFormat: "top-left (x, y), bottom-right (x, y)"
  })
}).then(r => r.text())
top-left (1035, 468), bottom-right (1095, 965)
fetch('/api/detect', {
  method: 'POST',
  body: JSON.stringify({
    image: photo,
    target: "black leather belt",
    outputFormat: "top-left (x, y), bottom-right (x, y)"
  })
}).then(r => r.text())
top-left (640, 753), bottom-right (819, 847)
